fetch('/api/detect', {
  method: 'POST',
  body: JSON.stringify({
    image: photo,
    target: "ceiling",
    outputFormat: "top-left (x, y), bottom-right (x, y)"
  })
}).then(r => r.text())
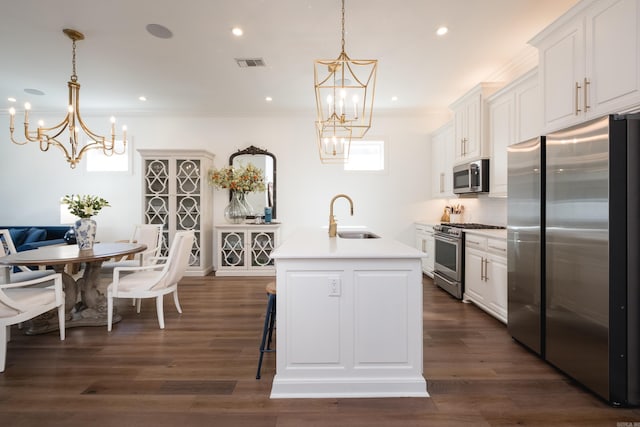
top-left (1, 0), bottom-right (578, 118)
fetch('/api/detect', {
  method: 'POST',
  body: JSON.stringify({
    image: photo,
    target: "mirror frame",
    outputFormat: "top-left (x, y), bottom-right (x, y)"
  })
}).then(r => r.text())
top-left (229, 145), bottom-right (277, 219)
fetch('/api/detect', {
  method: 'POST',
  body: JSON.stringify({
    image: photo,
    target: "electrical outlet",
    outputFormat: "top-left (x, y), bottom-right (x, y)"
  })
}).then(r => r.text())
top-left (328, 276), bottom-right (341, 296)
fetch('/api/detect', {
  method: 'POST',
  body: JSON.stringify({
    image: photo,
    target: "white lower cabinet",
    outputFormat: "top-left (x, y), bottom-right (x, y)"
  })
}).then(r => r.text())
top-left (463, 233), bottom-right (507, 323)
top-left (271, 258), bottom-right (426, 398)
top-left (414, 223), bottom-right (435, 277)
top-left (215, 224), bottom-right (280, 276)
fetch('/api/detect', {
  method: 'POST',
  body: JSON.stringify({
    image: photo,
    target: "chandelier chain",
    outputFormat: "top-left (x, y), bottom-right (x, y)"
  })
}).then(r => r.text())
top-left (71, 39), bottom-right (78, 82)
top-left (341, 0), bottom-right (346, 53)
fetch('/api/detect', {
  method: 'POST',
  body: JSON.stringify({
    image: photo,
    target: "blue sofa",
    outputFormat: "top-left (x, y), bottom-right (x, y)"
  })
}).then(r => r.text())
top-left (1, 226), bottom-right (70, 252)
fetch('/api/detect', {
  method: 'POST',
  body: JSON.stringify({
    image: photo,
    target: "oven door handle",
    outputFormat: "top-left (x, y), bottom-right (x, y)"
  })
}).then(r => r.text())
top-left (435, 234), bottom-right (460, 244)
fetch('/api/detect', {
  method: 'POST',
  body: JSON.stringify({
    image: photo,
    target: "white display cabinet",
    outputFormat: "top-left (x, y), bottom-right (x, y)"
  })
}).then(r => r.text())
top-left (139, 149), bottom-right (214, 276)
top-left (215, 223), bottom-right (281, 276)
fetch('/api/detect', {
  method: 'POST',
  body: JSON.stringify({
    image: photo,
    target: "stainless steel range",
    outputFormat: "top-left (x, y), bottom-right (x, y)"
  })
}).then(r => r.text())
top-left (433, 223), bottom-right (505, 299)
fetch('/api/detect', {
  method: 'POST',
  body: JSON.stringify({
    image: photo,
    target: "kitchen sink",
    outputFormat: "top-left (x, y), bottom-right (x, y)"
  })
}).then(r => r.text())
top-left (337, 231), bottom-right (380, 239)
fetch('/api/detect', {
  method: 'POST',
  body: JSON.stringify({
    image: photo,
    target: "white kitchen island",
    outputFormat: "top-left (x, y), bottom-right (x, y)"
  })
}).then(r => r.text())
top-left (269, 227), bottom-right (428, 399)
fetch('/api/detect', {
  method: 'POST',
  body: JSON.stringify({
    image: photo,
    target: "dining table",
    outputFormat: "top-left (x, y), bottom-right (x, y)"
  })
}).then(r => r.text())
top-left (0, 242), bottom-right (146, 334)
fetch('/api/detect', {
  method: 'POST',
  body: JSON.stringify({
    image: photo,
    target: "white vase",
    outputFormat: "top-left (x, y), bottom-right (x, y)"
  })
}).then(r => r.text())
top-left (74, 218), bottom-right (97, 250)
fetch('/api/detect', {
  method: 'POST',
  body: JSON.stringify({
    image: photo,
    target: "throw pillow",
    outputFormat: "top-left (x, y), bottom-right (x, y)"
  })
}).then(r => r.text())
top-left (24, 227), bottom-right (47, 243)
top-left (8, 228), bottom-right (28, 248)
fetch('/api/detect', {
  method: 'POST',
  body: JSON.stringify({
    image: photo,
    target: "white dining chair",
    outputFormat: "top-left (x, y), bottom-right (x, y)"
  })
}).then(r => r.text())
top-left (0, 229), bottom-right (56, 283)
top-left (101, 224), bottom-right (164, 272)
top-left (106, 230), bottom-right (194, 331)
top-left (0, 273), bottom-right (65, 372)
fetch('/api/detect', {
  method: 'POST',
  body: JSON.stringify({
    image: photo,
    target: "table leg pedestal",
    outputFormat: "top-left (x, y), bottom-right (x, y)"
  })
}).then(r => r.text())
top-left (25, 260), bottom-right (121, 335)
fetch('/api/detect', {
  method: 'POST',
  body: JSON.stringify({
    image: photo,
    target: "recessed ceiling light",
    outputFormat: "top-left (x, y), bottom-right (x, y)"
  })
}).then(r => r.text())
top-left (391, 96), bottom-right (398, 102)
top-left (265, 96), bottom-right (273, 102)
top-left (24, 88), bottom-right (45, 96)
top-left (146, 24), bottom-right (173, 39)
top-left (232, 27), bottom-right (243, 37)
top-left (7, 97), bottom-right (16, 103)
top-left (139, 96), bottom-right (147, 102)
top-left (436, 26), bottom-right (449, 36)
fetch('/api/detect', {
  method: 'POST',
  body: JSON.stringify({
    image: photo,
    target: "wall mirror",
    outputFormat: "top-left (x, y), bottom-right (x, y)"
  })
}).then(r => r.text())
top-left (229, 145), bottom-right (276, 219)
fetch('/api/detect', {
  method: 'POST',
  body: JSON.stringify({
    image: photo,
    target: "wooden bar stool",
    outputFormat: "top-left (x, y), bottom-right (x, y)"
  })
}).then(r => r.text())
top-left (256, 281), bottom-right (276, 379)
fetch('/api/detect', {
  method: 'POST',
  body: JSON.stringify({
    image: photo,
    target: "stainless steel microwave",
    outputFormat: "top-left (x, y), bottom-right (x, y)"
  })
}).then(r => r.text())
top-left (453, 159), bottom-right (489, 194)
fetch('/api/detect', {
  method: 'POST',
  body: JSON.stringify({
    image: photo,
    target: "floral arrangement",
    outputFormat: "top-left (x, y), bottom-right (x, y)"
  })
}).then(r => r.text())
top-left (208, 163), bottom-right (266, 193)
top-left (62, 194), bottom-right (110, 219)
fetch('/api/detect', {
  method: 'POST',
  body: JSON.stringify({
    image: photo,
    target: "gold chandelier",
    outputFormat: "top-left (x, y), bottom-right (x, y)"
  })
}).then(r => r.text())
top-left (8, 29), bottom-right (127, 169)
top-left (314, 0), bottom-right (377, 163)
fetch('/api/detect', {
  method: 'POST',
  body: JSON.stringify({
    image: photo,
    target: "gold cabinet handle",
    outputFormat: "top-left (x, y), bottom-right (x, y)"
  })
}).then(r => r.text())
top-left (584, 78), bottom-right (590, 112)
top-left (575, 81), bottom-right (582, 115)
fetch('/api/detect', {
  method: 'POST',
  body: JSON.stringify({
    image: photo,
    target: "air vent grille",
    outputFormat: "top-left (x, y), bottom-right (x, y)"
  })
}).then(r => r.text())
top-left (235, 58), bottom-right (266, 68)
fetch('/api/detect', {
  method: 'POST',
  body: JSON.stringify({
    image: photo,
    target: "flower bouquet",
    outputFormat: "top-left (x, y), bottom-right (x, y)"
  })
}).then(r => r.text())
top-left (208, 163), bottom-right (265, 223)
top-left (61, 194), bottom-right (110, 249)
top-left (61, 194), bottom-right (110, 219)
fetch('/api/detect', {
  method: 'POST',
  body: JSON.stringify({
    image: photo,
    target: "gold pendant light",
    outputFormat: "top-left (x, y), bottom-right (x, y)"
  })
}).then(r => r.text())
top-left (8, 29), bottom-right (127, 169)
top-left (314, 0), bottom-right (377, 163)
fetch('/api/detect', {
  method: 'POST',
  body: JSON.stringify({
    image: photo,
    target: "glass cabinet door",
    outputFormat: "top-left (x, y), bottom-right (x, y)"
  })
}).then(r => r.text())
top-left (250, 231), bottom-right (275, 267)
top-left (221, 231), bottom-right (245, 267)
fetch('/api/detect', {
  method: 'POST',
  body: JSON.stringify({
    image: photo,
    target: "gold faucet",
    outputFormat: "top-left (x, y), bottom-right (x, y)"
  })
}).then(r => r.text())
top-left (328, 194), bottom-right (354, 237)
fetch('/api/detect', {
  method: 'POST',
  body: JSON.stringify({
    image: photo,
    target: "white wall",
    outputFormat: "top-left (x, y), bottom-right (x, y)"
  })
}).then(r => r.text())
top-left (0, 111), bottom-right (452, 248)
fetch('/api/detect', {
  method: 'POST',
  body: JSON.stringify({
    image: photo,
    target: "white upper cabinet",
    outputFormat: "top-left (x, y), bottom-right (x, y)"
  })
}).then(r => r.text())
top-left (515, 70), bottom-right (542, 142)
top-left (450, 83), bottom-right (503, 164)
top-left (488, 91), bottom-right (514, 197)
top-left (532, 0), bottom-right (640, 132)
top-left (487, 69), bottom-right (540, 197)
top-left (430, 121), bottom-right (454, 199)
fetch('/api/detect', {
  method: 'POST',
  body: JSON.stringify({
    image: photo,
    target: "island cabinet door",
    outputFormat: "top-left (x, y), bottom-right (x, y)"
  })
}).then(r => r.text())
top-left (353, 270), bottom-right (418, 367)
top-left (285, 271), bottom-right (343, 365)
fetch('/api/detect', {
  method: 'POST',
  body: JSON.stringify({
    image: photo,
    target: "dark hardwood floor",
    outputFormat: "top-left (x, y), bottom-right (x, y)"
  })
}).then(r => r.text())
top-left (0, 275), bottom-right (638, 426)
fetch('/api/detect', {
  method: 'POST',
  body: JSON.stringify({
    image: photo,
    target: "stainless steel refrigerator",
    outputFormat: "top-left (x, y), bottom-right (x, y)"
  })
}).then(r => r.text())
top-left (507, 136), bottom-right (545, 356)
top-left (507, 114), bottom-right (640, 406)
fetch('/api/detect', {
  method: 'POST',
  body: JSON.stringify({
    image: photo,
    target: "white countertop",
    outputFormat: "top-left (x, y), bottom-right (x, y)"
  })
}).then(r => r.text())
top-left (463, 228), bottom-right (507, 239)
top-left (271, 227), bottom-right (423, 259)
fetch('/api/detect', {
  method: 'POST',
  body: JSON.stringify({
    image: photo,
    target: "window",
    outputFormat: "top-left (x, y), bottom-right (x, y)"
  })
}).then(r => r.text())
top-left (344, 139), bottom-right (385, 171)
top-left (86, 140), bottom-right (131, 172)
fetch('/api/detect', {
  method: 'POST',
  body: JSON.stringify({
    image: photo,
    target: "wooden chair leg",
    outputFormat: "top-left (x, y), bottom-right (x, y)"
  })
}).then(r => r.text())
top-left (0, 325), bottom-right (8, 373)
top-left (107, 295), bottom-right (114, 332)
top-left (173, 291), bottom-right (182, 314)
top-left (156, 296), bottom-right (165, 329)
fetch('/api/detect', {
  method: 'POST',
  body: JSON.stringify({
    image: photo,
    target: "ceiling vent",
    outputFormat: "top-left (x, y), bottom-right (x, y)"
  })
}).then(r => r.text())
top-left (235, 58), bottom-right (266, 68)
